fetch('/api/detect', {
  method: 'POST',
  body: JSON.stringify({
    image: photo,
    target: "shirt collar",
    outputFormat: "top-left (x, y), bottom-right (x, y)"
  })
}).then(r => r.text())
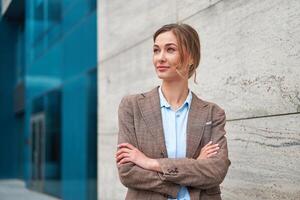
top-left (158, 86), bottom-right (192, 109)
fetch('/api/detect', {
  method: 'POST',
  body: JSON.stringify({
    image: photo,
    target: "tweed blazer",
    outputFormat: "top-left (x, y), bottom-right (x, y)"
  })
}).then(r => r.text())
top-left (117, 87), bottom-right (231, 200)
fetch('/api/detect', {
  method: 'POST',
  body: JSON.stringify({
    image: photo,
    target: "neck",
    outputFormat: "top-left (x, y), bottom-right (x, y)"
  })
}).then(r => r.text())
top-left (161, 79), bottom-right (189, 110)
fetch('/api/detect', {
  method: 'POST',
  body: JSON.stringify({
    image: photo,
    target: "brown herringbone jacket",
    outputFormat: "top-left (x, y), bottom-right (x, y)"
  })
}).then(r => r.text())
top-left (117, 87), bottom-right (231, 200)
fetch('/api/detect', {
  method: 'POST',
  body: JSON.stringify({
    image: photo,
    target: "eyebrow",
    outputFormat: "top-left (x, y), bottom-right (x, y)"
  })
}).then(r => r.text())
top-left (153, 43), bottom-right (178, 48)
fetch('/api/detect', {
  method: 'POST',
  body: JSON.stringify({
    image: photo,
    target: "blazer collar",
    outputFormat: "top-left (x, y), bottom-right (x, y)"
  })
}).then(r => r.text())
top-left (137, 86), bottom-right (209, 158)
top-left (186, 92), bottom-right (209, 158)
top-left (137, 87), bottom-right (167, 156)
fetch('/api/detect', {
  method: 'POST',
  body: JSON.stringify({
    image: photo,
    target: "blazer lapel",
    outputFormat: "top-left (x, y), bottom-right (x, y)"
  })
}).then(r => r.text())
top-left (137, 87), bottom-right (168, 157)
top-left (186, 93), bottom-right (209, 158)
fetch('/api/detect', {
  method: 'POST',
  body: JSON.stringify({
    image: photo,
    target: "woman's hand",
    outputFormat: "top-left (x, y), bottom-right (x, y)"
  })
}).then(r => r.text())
top-left (116, 143), bottom-right (161, 171)
top-left (197, 141), bottom-right (219, 160)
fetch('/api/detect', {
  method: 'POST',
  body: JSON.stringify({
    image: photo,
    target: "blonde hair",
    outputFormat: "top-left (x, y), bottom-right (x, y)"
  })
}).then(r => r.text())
top-left (153, 23), bottom-right (201, 83)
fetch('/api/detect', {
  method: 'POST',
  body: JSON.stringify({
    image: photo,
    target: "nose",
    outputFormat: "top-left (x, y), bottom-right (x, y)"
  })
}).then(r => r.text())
top-left (158, 50), bottom-right (166, 63)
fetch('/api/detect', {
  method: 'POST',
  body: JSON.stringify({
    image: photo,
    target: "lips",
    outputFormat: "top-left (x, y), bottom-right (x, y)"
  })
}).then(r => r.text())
top-left (157, 66), bottom-right (169, 69)
top-left (156, 66), bottom-right (169, 72)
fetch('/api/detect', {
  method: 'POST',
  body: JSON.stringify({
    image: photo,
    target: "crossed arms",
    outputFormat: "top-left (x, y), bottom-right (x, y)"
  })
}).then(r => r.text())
top-left (116, 97), bottom-right (230, 198)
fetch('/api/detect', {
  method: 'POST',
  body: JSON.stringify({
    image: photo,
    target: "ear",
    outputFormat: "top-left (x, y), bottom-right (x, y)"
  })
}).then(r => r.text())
top-left (187, 53), bottom-right (193, 64)
top-left (189, 57), bottom-right (194, 66)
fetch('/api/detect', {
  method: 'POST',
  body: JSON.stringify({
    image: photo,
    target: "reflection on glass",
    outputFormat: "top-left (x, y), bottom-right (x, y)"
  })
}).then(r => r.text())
top-left (34, 0), bottom-right (45, 45)
top-left (47, 0), bottom-right (61, 44)
top-left (87, 70), bottom-right (97, 200)
top-left (48, 0), bottom-right (61, 28)
top-left (44, 89), bottom-right (61, 197)
top-left (30, 89), bottom-right (61, 198)
top-left (30, 112), bottom-right (45, 192)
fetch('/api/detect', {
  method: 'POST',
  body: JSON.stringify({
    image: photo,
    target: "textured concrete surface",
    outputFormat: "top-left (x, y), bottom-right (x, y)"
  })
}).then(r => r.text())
top-left (222, 114), bottom-right (300, 200)
top-left (98, 0), bottom-right (177, 62)
top-left (177, 0), bottom-right (223, 20)
top-left (0, 180), bottom-right (60, 200)
top-left (98, 39), bottom-right (158, 133)
top-left (97, 0), bottom-right (300, 199)
top-left (186, 0), bottom-right (300, 119)
top-left (98, 134), bottom-right (124, 200)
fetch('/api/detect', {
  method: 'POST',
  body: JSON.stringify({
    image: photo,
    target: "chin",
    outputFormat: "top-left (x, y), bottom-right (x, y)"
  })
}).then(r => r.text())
top-left (155, 70), bottom-right (181, 81)
top-left (156, 72), bottom-right (168, 79)
top-left (156, 74), bottom-right (176, 81)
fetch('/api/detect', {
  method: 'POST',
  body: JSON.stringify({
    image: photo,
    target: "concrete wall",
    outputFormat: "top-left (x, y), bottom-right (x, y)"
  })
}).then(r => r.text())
top-left (97, 0), bottom-right (300, 199)
top-left (1, 0), bottom-right (12, 15)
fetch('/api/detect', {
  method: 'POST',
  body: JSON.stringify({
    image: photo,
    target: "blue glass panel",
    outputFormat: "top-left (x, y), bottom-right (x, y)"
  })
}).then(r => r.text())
top-left (62, 0), bottom-right (90, 32)
top-left (47, 0), bottom-right (61, 46)
top-left (86, 69), bottom-right (97, 200)
top-left (33, 0), bottom-right (45, 45)
top-left (44, 89), bottom-right (62, 198)
top-left (48, 0), bottom-right (61, 28)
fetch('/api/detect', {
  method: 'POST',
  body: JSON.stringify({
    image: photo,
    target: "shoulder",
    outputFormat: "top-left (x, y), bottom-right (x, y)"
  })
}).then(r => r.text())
top-left (119, 87), bottom-right (158, 108)
top-left (120, 94), bottom-right (139, 104)
top-left (118, 94), bottom-right (139, 110)
top-left (208, 101), bottom-right (225, 115)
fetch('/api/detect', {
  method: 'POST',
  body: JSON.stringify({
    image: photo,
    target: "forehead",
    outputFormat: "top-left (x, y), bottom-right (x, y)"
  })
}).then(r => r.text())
top-left (154, 31), bottom-right (178, 45)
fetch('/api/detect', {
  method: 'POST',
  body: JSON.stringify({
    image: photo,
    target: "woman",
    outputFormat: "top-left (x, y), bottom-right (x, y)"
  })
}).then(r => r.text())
top-left (116, 23), bottom-right (230, 200)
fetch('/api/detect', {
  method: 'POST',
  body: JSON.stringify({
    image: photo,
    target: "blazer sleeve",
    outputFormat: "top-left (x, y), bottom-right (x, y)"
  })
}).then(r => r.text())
top-left (156, 105), bottom-right (231, 189)
top-left (117, 96), bottom-right (180, 198)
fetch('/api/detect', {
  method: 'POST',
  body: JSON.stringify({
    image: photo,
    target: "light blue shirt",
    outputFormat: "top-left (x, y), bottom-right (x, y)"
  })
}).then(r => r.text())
top-left (159, 86), bottom-right (192, 200)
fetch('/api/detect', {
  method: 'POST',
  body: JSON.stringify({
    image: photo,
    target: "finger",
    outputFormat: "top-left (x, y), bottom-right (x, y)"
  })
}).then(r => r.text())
top-left (205, 147), bottom-right (219, 154)
top-left (117, 156), bottom-right (130, 164)
top-left (204, 144), bottom-right (219, 151)
top-left (118, 143), bottom-right (135, 150)
top-left (116, 148), bottom-right (129, 156)
top-left (203, 141), bottom-right (213, 149)
top-left (118, 157), bottom-right (131, 165)
top-left (116, 148), bottom-right (131, 157)
top-left (207, 151), bottom-right (218, 158)
top-left (205, 145), bottom-right (219, 152)
top-left (116, 152), bottom-right (130, 162)
top-left (203, 141), bottom-right (218, 149)
top-left (116, 151), bottom-right (129, 160)
top-left (202, 148), bottom-right (218, 157)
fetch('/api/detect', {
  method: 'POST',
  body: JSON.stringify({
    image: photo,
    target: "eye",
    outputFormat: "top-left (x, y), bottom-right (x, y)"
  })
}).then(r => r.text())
top-left (167, 48), bottom-right (175, 53)
top-left (153, 48), bottom-right (160, 54)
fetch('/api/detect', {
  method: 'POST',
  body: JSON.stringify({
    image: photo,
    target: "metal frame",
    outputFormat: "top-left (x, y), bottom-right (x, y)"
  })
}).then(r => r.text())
top-left (30, 112), bottom-right (46, 192)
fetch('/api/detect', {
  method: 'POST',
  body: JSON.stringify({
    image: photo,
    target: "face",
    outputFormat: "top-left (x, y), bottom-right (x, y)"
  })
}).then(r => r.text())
top-left (153, 31), bottom-right (189, 81)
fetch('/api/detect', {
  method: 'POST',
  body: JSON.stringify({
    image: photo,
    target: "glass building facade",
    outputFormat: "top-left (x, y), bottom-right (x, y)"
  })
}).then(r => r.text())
top-left (0, 0), bottom-right (97, 199)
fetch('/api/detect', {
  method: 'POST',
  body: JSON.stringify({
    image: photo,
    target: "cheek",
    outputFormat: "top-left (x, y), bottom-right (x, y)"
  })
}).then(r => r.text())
top-left (169, 54), bottom-right (181, 66)
top-left (152, 55), bottom-right (157, 65)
